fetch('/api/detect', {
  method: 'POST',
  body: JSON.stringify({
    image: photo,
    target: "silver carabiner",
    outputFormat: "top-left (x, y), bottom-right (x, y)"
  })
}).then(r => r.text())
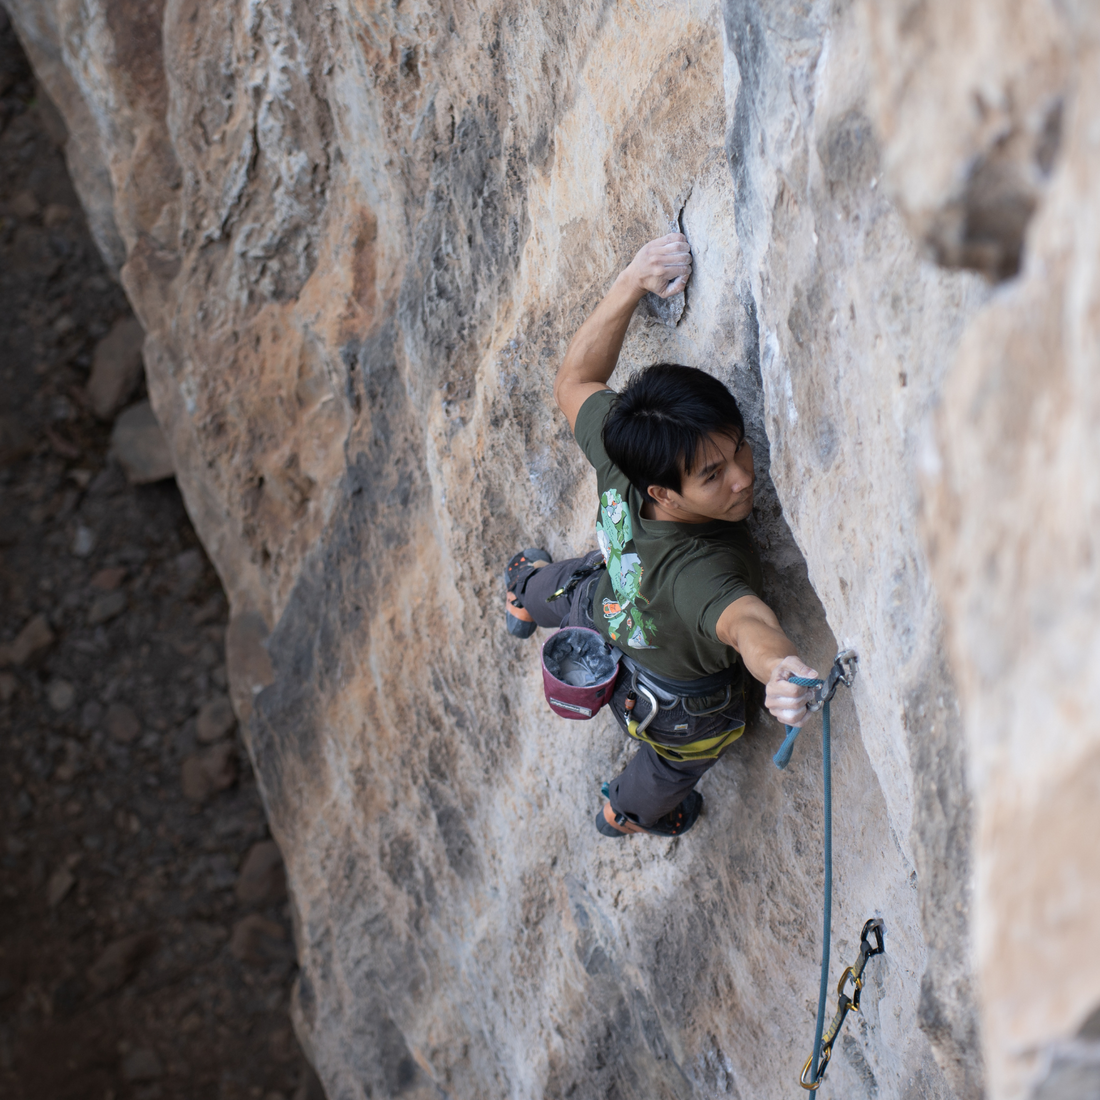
top-left (629, 669), bottom-right (661, 733)
top-left (834, 648), bottom-right (858, 688)
top-left (808, 649), bottom-right (859, 712)
top-left (682, 682), bottom-right (733, 717)
top-left (826, 649), bottom-right (859, 702)
top-left (634, 683), bottom-right (660, 733)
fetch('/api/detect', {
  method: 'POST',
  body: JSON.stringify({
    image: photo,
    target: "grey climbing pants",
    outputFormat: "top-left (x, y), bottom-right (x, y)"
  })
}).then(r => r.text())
top-left (519, 553), bottom-right (733, 828)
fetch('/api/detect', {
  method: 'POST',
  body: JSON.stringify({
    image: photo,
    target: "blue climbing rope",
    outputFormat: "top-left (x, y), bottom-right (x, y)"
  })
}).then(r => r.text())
top-left (776, 675), bottom-right (832, 1083)
top-left (771, 651), bottom-right (860, 1090)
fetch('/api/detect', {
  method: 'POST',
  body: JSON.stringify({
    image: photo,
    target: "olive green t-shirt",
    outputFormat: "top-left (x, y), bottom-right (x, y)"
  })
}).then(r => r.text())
top-left (574, 388), bottom-right (763, 682)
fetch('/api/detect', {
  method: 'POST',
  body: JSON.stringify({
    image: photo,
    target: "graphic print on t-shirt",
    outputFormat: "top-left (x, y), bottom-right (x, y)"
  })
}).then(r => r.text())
top-left (595, 488), bottom-right (657, 649)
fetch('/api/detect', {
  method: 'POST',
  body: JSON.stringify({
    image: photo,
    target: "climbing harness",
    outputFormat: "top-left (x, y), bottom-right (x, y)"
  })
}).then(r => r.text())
top-left (619, 654), bottom-right (745, 762)
top-left (770, 650), bottom-right (886, 1090)
top-left (799, 919), bottom-right (886, 1089)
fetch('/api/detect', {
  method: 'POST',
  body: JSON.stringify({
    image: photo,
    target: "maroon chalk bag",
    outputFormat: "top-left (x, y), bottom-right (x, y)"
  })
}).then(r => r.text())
top-left (541, 627), bottom-right (620, 720)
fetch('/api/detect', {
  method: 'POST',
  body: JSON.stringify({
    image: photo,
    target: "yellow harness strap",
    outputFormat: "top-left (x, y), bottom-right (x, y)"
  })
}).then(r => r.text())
top-left (625, 718), bottom-right (746, 761)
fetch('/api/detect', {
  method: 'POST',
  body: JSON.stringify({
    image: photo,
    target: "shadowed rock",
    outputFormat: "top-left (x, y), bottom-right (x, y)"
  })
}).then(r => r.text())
top-left (0, 614), bottom-right (54, 667)
top-left (87, 316), bottom-right (145, 419)
top-left (105, 702), bottom-right (141, 744)
top-left (230, 914), bottom-right (292, 965)
top-left (235, 840), bottom-right (287, 907)
top-left (196, 693), bottom-right (236, 743)
top-left (110, 401), bottom-right (174, 484)
top-left (181, 742), bottom-right (237, 802)
top-left (87, 933), bottom-right (157, 996)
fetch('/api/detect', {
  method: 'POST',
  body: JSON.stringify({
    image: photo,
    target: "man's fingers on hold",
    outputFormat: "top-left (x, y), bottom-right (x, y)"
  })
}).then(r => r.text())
top-left (770, 683), bottom-right (811, 700)
top-left (769, 701), bottom-right (810, 717)
top-left (774, 708), bottom-right (809, 726)
top-left (771, 709), bottom-right (807, 724)
top-left (771, 704), bottom-right (805, 722)
top-left (766, 693), bottom-right (804, 710)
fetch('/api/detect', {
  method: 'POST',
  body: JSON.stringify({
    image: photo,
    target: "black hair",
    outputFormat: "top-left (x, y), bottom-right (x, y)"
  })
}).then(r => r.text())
top-left (602, 364), bottom-right (745, 501)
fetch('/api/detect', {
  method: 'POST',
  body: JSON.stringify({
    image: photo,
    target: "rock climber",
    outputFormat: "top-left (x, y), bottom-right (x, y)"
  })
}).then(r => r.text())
top-left (505, 232), bottom-right (819, 837)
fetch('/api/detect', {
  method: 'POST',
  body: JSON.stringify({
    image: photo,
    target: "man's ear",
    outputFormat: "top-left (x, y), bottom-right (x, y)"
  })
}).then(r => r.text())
top-left (647, 484), bottom-right (675, 507)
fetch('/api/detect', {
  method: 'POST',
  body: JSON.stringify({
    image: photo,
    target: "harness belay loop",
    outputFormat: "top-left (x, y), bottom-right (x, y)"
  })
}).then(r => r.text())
top-left (770, 650), bottom-right (886, 1091)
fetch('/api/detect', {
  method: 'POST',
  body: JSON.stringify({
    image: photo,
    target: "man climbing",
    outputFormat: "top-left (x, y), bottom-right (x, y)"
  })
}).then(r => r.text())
top-left (506, 233), bottom-right (819, 837)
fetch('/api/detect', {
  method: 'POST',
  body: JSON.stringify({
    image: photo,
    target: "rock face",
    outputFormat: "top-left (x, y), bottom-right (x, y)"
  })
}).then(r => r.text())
top-left (6, 0), bottom-right (1098, 1098)
top-left (866, 4), bottom-right (1100, 1098)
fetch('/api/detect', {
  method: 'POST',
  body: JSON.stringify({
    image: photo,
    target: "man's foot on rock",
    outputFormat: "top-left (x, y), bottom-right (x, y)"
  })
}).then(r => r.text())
top-left (594, 792), bottom-right (703, 838)
top-left (504, 548), bottom-right (550, 638)
top-left (595, 801), bottom-right (647, 837)
top-left (506, 591), bottom-right (534, 623)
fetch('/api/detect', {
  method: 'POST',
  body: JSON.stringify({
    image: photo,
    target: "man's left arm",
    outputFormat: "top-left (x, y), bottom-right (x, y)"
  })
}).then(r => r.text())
top-left (716, 594), bottom-right (818, 727)
top-left (554, 233), bottom-right (692, 432)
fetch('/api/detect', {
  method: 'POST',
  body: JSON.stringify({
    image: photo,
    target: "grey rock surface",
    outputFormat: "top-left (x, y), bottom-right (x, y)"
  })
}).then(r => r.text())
top-left (6, 0), bottom-right (1099, 1098)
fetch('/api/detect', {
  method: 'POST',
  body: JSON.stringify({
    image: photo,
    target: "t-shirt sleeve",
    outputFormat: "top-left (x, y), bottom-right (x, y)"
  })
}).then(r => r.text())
top-left (572, 388), bottom-right (618, 478)
top-left (673, 549), bottom-right (761, 643)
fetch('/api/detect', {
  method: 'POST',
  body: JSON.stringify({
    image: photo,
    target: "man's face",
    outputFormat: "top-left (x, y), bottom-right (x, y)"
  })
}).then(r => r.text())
top-left (651, 431), bottom-right (755, 523)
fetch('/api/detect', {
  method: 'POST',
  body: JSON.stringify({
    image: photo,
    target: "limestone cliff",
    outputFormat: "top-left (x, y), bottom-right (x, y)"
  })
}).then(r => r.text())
top-left (5, 0), bottom-right (1098, 1097)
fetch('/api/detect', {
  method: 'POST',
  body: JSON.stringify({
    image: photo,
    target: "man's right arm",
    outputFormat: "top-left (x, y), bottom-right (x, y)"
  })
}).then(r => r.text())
top-left (554, 233), bottom-right (693, 432)
top-left (716, 594), bottom-right (819, 728)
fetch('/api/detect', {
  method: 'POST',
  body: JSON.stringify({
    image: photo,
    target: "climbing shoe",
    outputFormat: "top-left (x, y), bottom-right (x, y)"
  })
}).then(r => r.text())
top-left (644, 790), bottom-right (703, 836)
top-left (504, 547), bottom-right (551, 638)
top-left (595, 807), bottom-right (631, 838)
top-left (594, 790), bottom-right (704, 838)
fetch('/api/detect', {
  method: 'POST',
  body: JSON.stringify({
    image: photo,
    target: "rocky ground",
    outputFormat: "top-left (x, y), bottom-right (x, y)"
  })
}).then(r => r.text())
top-left (0, 15), bottom-right (320, 1100)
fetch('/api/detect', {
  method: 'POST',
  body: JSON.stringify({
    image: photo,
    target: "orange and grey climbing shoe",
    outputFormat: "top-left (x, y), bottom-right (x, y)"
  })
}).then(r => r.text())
top-left (504, 547), bottom-right (551, 638)
top-left (595, 788), bottom-right (704, 838)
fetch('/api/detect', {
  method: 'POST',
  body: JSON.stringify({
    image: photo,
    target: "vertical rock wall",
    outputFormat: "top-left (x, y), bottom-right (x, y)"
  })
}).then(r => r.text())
top-left (5, 0), bottom-right (1097, 1096)
top-left (866, 2), bottom-right (1100, 1097)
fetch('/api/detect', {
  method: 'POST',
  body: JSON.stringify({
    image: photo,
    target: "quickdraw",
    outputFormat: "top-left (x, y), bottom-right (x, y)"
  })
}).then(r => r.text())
top-left (799, 919), bottom-right (886, 1090)
top-left (772, 649), bottom-right (857, 770)
top-left (545, 556), bottom-right (604, 602)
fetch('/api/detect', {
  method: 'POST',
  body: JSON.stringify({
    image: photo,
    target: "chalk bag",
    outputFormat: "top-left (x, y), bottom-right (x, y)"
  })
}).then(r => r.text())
top-left (541, 627), bottom-right (620, 720)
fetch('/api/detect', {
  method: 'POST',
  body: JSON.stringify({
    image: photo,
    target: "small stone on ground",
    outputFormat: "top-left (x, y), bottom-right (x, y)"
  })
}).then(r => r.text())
top-left (105, 701), bottom-right (141, 744)
top-left (197, 693), bottom-right (236, 743)
top-left (87, 316), bottom-right (145, 420)
top-left (110, 401), bottom-right (174, 484)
